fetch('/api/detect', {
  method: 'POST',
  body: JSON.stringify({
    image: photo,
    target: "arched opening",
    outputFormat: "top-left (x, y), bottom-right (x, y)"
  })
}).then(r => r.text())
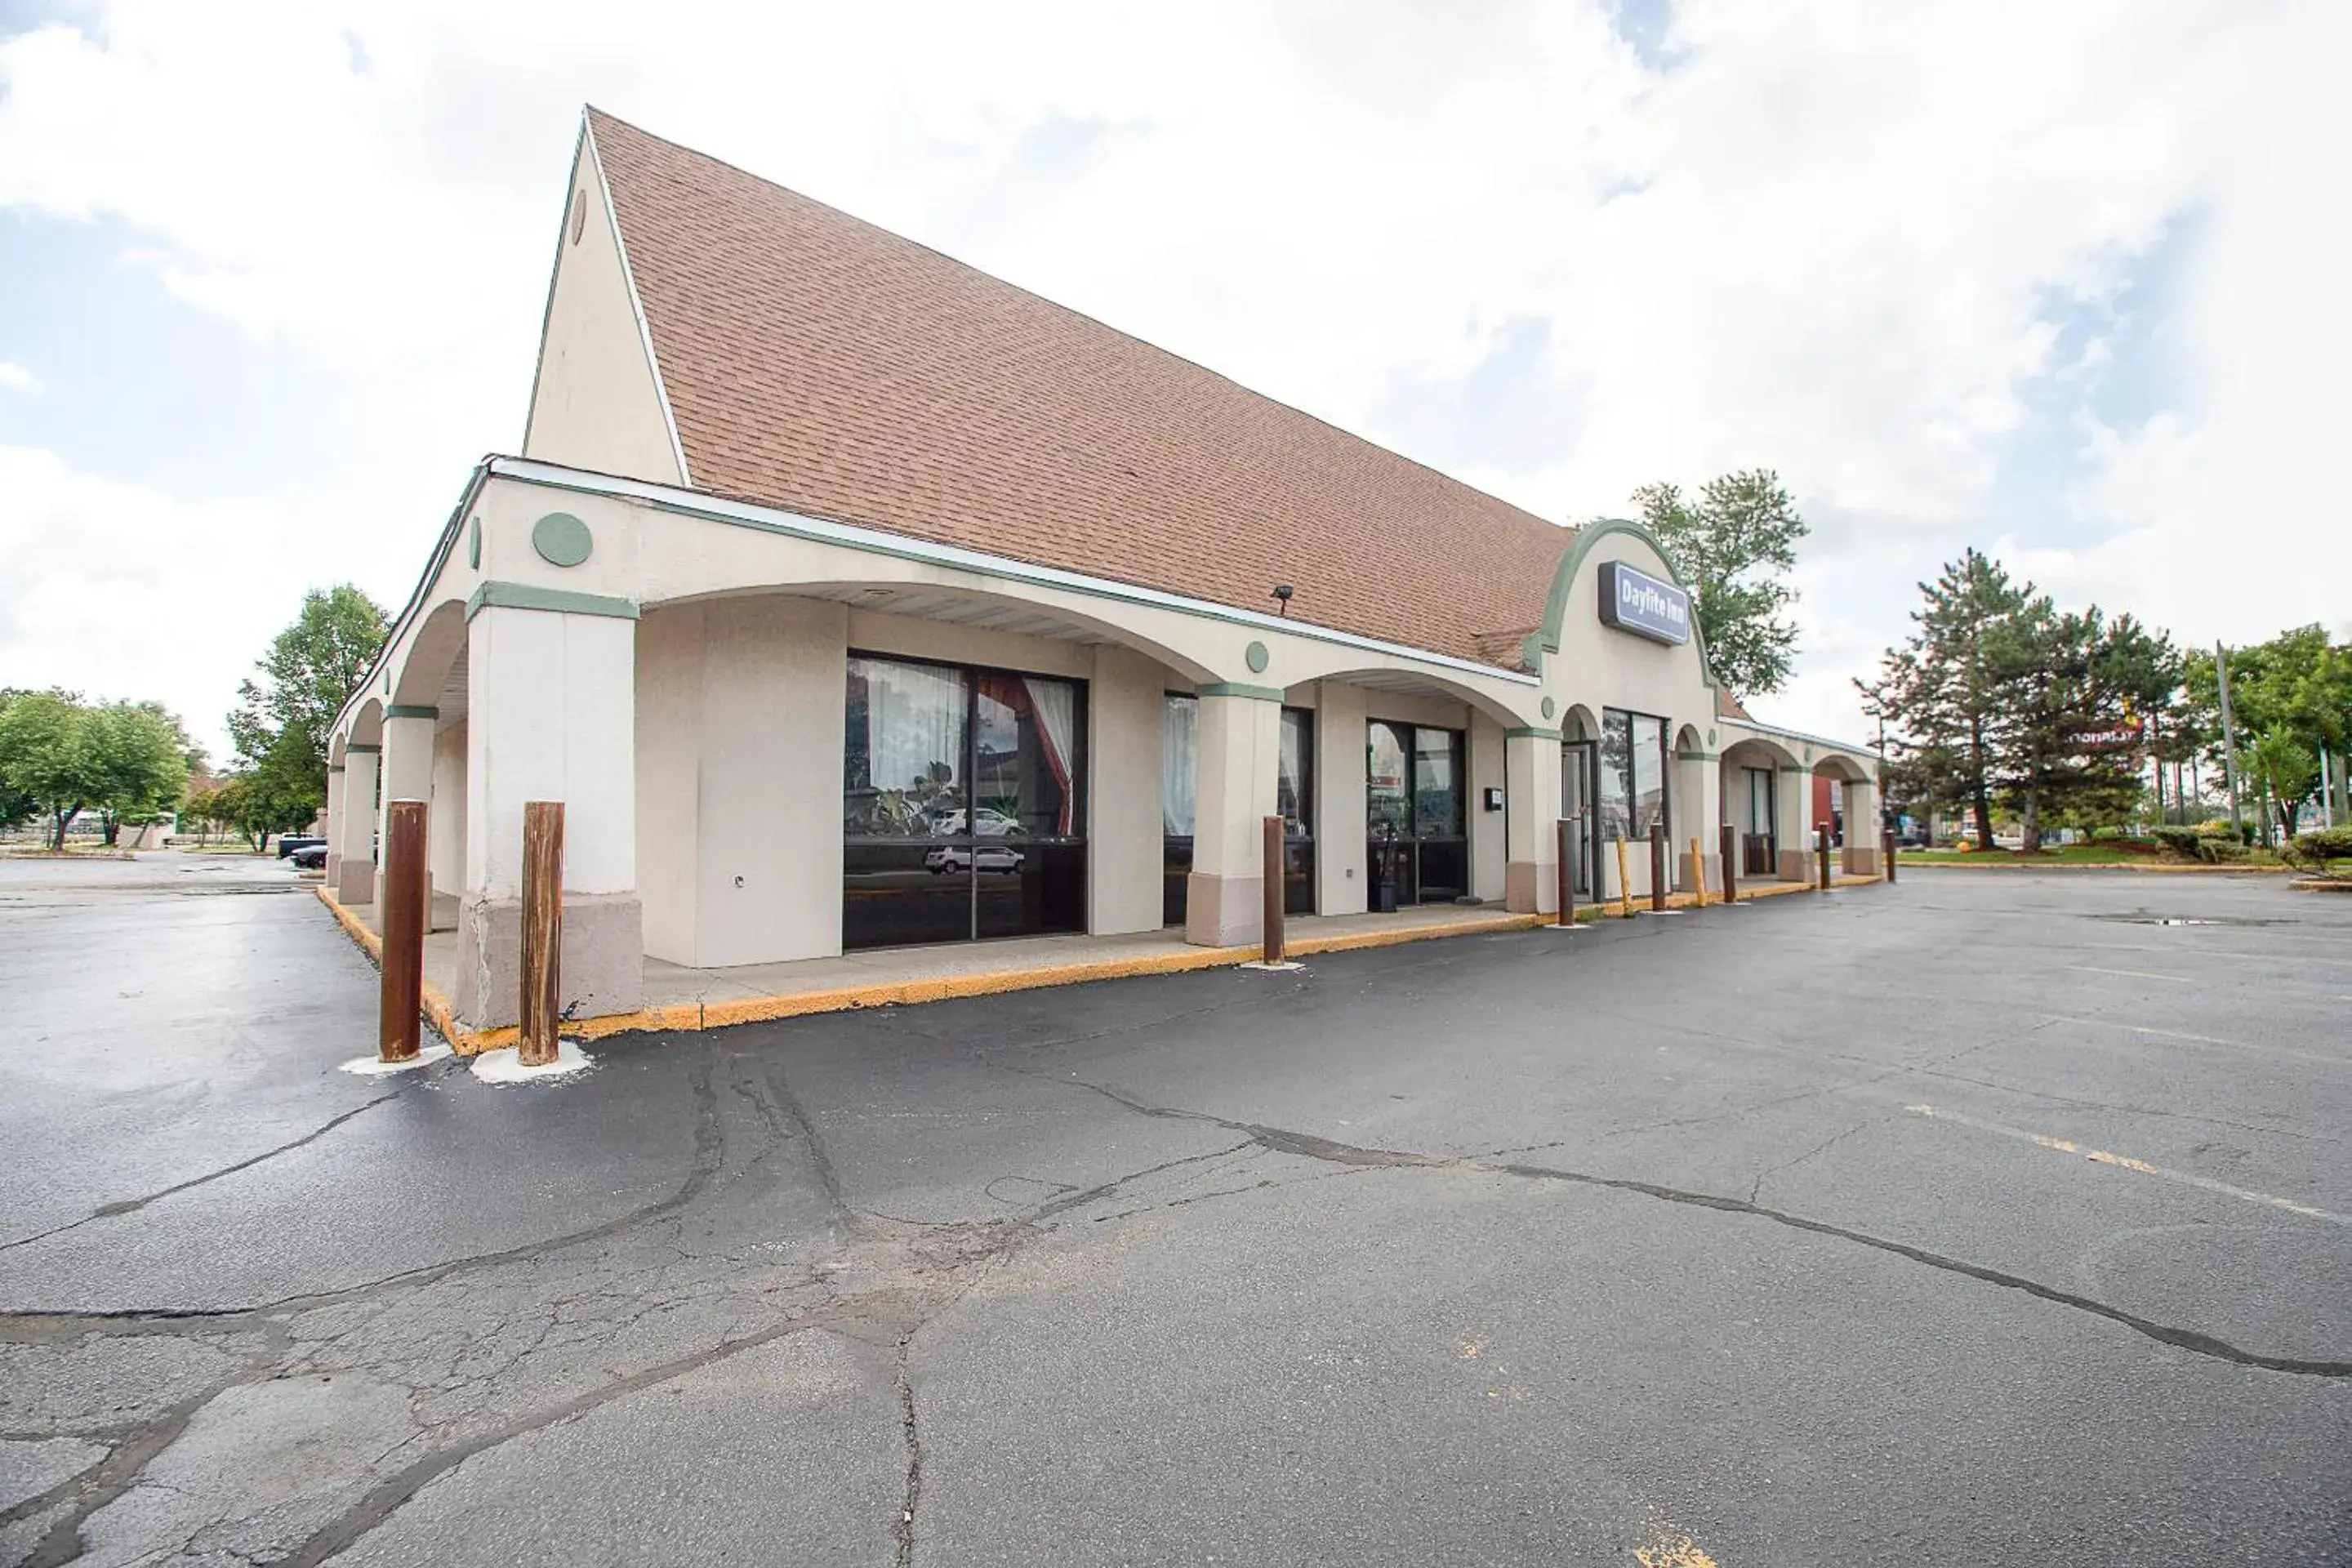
top-left (1721, 735), bottom-right (1802, 883)
top-left (1811, 752), bottom-right (1878, 873)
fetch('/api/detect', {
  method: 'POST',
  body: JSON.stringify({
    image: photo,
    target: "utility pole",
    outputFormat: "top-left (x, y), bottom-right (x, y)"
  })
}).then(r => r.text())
top-left (2215, 640), bottom-right (2244, 840)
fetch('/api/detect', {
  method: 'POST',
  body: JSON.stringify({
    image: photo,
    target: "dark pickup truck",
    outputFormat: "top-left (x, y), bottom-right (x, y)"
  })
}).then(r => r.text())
top-left (276, 835), bottom-right (328, 859)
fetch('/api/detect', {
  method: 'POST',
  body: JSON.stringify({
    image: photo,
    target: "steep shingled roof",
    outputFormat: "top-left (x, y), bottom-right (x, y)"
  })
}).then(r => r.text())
top-left (588, 109), bottom-right (1574, 670)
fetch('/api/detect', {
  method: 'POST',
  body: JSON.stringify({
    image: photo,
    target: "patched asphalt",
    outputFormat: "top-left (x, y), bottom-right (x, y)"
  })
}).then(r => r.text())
top-left (2, 852), bottom-right (2346, 1566)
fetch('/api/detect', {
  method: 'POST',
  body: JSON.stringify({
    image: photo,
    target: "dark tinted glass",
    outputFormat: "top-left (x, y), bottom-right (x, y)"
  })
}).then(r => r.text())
top-left (977, 841), bottom-right (1088, 939)
top-left (1413, 728), bottom-right (1463, 838)
top-left (1367, 722), bottom-right (1410, 835)
top-left (1416, 839), bottom-right (1468, 902)
top-left (844, 841), bottom-right (973, 948)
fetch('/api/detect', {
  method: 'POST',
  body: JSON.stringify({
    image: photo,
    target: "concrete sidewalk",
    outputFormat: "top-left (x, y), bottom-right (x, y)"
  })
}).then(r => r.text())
top-left (317, 869), bottom-right (1882, 1053)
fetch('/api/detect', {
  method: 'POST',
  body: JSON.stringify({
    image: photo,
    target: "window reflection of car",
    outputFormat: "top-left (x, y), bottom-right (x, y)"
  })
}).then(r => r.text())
top-left (923, 844), bottom-right (1025, 874)
top-left (928, 807), bottom-right (1024, 838)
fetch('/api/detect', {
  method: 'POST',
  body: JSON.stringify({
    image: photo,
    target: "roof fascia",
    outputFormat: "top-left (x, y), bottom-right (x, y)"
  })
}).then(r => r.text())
top-left (1526, 515), bottom-right (1722, 689)
top-left (488, 456), bottom-right (1540, 689)
top-left (331, 460), bottom-right (492, 738)
top-left (581, 113), bottom-right (693, 488)
top-left (1721, 716), bottom-right (1878, 763)
top-left (518, 115), bottom-right (589, 457)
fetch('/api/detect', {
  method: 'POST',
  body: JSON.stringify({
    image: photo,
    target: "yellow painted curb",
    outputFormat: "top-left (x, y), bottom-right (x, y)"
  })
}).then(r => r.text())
top-left (315, 875), bottom-right (1884, 1054)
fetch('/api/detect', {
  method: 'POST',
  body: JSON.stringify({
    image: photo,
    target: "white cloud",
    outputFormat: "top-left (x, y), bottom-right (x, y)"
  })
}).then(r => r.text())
top-left (0, 446), bottom-right (293, 765)
top-left (0, 361), bottom-right (38, 393)
top-left (0, 0), bottom-right (2342, 752)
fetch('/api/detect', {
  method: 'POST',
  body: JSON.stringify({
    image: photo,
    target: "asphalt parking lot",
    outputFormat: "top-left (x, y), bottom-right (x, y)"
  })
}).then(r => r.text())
top-left (2, 853), bottom-right (2346, 1566)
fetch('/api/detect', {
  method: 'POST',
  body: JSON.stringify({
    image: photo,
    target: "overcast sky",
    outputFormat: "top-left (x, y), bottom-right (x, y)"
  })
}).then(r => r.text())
top-left (2, 0), bottom-right (2345, 764)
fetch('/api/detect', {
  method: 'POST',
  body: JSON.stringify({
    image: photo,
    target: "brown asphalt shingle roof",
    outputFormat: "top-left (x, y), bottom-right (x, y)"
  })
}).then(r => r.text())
top-left (589, 108), bottom-right (1574, 671)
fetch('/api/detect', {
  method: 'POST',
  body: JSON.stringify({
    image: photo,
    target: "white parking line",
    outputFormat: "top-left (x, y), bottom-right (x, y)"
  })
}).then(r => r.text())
top-left (1904, 1103), bottom-right (2345, 1226)
top-left (2068, 964), bottom-right (2194, 984)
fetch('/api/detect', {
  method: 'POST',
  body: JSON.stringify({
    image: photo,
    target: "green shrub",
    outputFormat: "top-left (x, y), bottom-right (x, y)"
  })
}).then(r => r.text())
top-left (2285, 826), bottom-right (2352, 868)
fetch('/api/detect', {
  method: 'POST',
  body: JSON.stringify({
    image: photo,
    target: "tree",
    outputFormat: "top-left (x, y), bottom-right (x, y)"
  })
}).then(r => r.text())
top-left (0, 691), bottom-right (94, 849)
top-left (83, 702), bottom-right (191, 846)
top-left (1988, 605), bottom-right (2149, 850)
top-left (0, 688), bottom-right (43, 831)
top-left (1857, 550), bottom-right (2032, 851)
top-left (2247, 726), bottom-right (2319, 840)
top-left (2186, 626), bottom-right (2352, 842)
top-left (227, 586), bottom-right (387, 841)
top-left (1628, 470), bottom-right (1809, 698)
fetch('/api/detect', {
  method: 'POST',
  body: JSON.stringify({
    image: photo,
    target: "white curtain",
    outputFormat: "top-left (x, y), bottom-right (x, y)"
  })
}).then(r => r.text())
top-left (858, 660), bottom-right (965, 831)
top-left (1161, 695), bottom-right (1196, 836)
top-left (1022, 678), bottom-right (1077, 834)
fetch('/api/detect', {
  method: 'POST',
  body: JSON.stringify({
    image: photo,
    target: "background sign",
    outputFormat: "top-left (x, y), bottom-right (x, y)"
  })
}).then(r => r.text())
top-left (1598, 561), bottom-right (1691, 645)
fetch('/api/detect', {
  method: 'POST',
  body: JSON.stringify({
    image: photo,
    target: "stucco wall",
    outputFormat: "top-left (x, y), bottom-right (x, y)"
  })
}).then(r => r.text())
top-left (1088, 644), bottom-right (1165, 936)
top-left (635, 596), bottom-right (849, 969)
top-left (520, 135), bottom-right (685, 487)
top-left (635, 605), bottom-right (703, 963)
top-left (1312, 680), bottom-right (1368, 915)
top-left (1468, 710), bottom-right (1506, 902)
top-left (429, 718), bottom-right (467, 899)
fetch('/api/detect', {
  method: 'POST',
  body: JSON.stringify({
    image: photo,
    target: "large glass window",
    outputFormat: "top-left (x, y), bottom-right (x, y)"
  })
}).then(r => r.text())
top-left (1279, 707), bottom-right (1313, 915)
top-left (844, 654), bottom-right (1085, 948)
top-left (1163, 694), bottom-right (1196, 926)
top-left (1600, 708), bottom-right (1668, 846)
top-left (1367, 719), bottom-right (1465, 906)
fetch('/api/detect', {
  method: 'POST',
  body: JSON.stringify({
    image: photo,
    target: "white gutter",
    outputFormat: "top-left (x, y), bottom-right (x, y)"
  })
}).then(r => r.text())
top-left (488, 456), bottom-right (1544, 688)
top-left (1725, 715), bottom-right (1877, 760)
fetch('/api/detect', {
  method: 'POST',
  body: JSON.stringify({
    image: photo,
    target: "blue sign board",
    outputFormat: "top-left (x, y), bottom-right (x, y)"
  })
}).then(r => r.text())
top-left (1597, 560), bottom-right (1691, 645)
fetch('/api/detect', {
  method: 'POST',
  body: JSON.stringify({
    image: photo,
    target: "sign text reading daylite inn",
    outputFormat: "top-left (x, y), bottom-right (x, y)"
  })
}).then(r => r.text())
top-left (1597, 560), bottom-right (1690, 645)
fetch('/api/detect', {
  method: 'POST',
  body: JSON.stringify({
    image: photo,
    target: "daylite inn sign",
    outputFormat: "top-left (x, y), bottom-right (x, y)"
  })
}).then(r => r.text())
top-left (1598, 560), bottom-right (1691, 645)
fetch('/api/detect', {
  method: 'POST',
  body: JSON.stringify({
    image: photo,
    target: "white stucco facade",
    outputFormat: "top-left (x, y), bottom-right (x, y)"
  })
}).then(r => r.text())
top-left (326, 459), bottom-right (1880, 1028)
top-left (322, 109), bottom-right (1878, 1028)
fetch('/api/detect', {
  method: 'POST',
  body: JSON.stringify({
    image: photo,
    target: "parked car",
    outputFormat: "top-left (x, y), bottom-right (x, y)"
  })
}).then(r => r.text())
top-left (277, 835), bottom-right (328, 859)
top-left (927, 807), bottom-right (1024, 838)
top-left (289, 843), bottom-right (328, 870)
top-left (924, 843), bottom-right (1025, 875)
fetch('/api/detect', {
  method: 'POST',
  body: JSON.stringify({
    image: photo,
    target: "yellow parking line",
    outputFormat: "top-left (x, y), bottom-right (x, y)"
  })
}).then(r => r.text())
top-left (1904, 1104), bottom-right (2344, 1224)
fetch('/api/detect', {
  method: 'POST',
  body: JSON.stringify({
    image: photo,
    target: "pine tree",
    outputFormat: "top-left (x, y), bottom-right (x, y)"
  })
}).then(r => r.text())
top-left (1857, 550), bottom-right (2029, 851)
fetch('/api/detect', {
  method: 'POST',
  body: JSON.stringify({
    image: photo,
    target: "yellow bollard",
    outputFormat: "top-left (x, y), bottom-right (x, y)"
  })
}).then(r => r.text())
top-left (1689, 836), bottom-right (1705, 909)
top-left (1615, 838), bottom-right (1633, 919)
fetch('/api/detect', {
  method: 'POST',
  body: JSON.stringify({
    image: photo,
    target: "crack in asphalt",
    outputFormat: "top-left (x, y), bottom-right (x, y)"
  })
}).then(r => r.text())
top-left (0, 1055), bottom-right (728, 1329)
top-left (1058, 1076), bottom-right (2352, 1380)
top-left (893, 1330), bottom-right (924, 1568)
top-left (0, 1080), bottom-right (436, 1256)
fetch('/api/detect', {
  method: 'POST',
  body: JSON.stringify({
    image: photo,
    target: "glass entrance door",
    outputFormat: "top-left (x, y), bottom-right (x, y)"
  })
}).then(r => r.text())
top-left (1741, 765), bottom-right (1776, 877)
top-left (1366, 719), bottom-right (1465, 907)
top-left (1561, 740), bottom-right (1597, 896)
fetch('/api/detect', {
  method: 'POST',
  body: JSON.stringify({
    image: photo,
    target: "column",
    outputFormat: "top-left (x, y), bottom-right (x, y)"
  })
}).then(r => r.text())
top-left (335, 745), bottom-right (380, 904)
top-left (323, 764), bottom-right (345, 888)
top-left (1468, 711), bottom-right (1508, 902)
top-left (1775, 766), bottom-right (1815, 883)
top-left (376, 706), bottom-right (437, 910)
top-left (1086, 645), bottom-right (1165, 937)
top-left (1314, 680), bottom-right (1368, 916)
top-left (1675, 746), bottom-right (1723, 893)
top-left (1184, 687), bottom-right (1281, 947)
top-left (1842, 778), bottom-right (1880, 875)
top-left (428, 719), bottom-right (467, 902)
top-left (456, 596), bottom-right (642, 1028)
top-left (1503, 728), bottom-right (1561, 913)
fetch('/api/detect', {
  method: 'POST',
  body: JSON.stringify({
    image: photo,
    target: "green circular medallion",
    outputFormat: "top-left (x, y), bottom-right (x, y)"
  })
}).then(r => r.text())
top-left (1540, 697), bottom-right (1556, 720)
top-left (1244, 640), bottom-right (1270, 675)
top-left (531, 512), bottom-right (593, 568)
